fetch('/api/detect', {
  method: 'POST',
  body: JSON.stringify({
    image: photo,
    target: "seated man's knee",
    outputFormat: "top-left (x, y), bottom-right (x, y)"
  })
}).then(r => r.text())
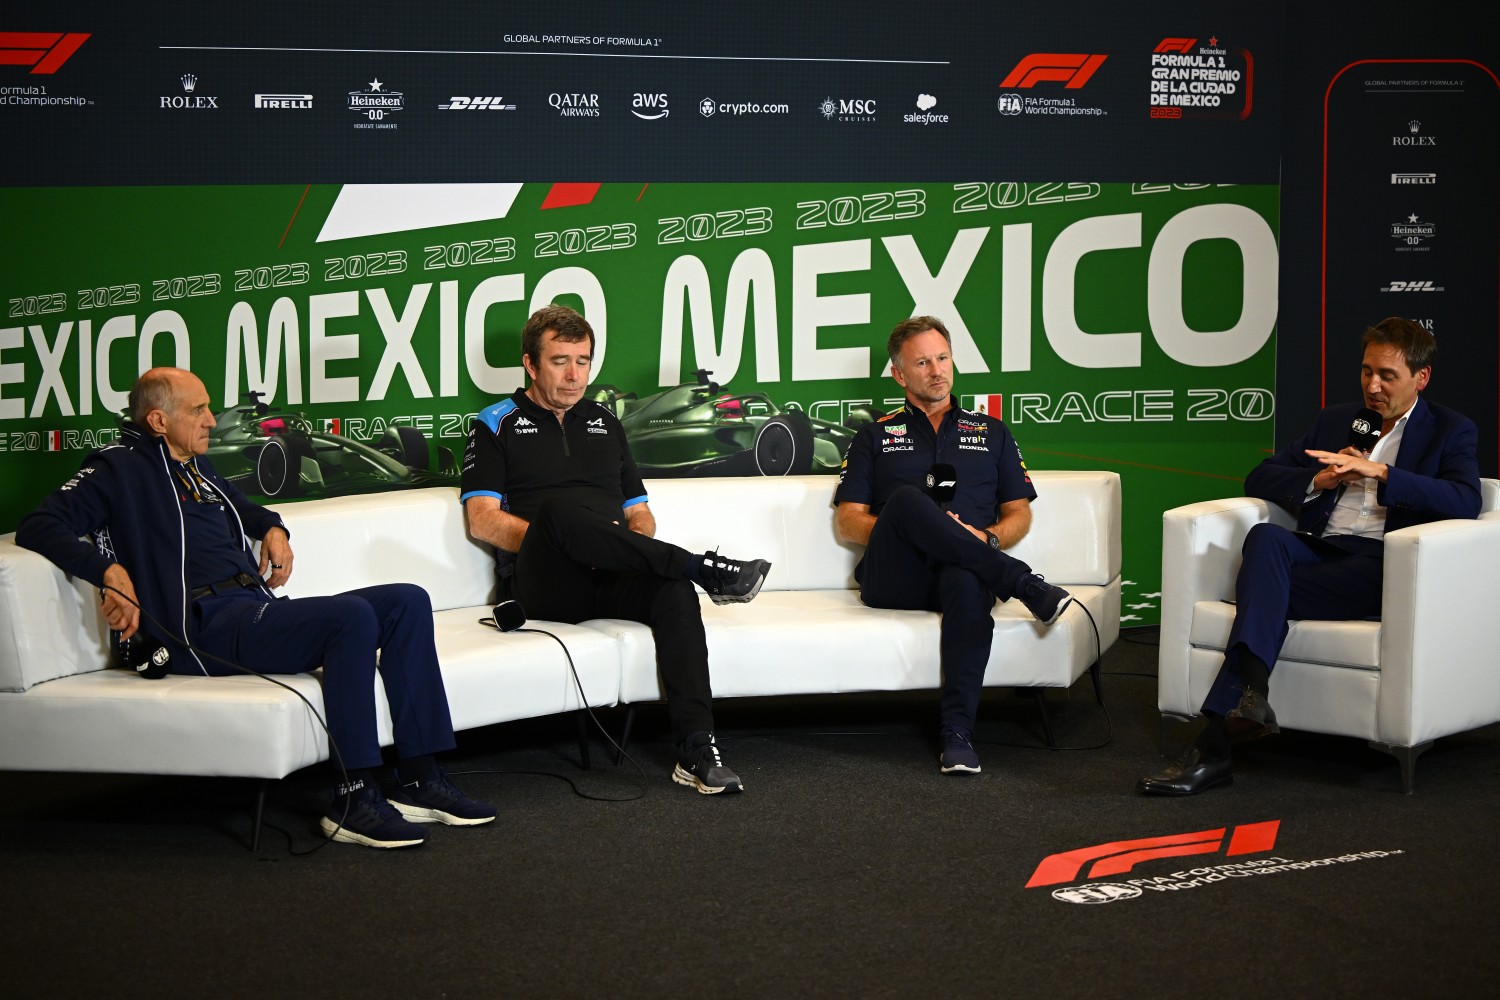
top-left (652, 577), bottom-right (703, 619)
top-left (938, 567), bottom-right (994, 621)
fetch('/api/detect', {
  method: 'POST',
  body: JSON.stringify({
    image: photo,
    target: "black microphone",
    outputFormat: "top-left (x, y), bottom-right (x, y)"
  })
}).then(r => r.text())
top-left (117, 632), bottom-right (172, 679)
top-left (1348, 407), bottom-right (1382, 453)
top-left (925, 463), bottom-right (957, 508)
top-left (491, 599), bottom-right (527, 632)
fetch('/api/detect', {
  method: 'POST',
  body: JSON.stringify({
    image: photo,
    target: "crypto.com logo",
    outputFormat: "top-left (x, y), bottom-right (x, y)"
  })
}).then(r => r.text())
top-left (0, 31), bottom-right (90, 73)
top-left (1026, 820), bottom-right (1280, 888)
top-left (999, 53), bottom-right (1108, 89)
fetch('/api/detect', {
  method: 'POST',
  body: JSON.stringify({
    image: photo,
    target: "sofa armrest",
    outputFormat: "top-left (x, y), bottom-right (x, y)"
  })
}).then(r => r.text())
top-left (1376, 513), bottom-right (1500, 746)
top-left (1157, 497), bottom-right (1293, 715)
top-left (0, 539), bottom-right (111, 692)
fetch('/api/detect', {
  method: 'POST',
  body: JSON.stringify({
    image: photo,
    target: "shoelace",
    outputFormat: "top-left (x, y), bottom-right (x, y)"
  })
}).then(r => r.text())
top-left (697, 741), bottom-right (724, 769)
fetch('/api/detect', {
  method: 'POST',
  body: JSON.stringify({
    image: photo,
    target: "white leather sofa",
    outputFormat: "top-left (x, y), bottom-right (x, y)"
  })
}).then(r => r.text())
top-left (0, 471), bottom-right (1120, 792)
top-left (1158, 478), bottom-right (1500, 791)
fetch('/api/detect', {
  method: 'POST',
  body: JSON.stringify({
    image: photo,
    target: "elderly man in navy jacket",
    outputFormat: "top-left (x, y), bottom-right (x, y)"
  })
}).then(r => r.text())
top-left (16, 367), bottom-right (494, 847)
top-left (1139, 317), bottom-right (1481, 795)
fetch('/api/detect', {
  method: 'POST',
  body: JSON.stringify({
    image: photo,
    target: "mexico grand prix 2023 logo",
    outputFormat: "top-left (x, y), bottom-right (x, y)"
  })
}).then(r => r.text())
top-left (0, 31), bottom-right (90, 73)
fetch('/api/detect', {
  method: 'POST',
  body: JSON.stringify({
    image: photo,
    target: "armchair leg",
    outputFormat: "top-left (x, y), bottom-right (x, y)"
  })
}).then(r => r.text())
top-left (575, 710), bottom-right (592, 771)
top-left (1088, 658), bottom-right (1105, 706)
top-left (249, 779), bottom-right (268, 852)
top-left (1031, 689), bottom-right (1057, 748)
top-left (615, 705), bottom-right (637, 765)
top-left (1368, 740), bottom-right (1432, 794)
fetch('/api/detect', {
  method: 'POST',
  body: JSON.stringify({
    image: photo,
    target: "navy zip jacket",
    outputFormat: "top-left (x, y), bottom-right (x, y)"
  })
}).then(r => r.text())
top-left (15, 422), bottom-right (285, 671)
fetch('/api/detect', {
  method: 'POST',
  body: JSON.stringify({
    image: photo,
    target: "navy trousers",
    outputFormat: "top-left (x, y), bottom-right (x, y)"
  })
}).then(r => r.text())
top-left (509, 498), bottom-right (715, 741)
top-left (1202, 522), bottom-right (1384, 716)
top-left (189, 583), bottom-right (457, 770)
top-left (856, 485), bottom-right (1033, 732)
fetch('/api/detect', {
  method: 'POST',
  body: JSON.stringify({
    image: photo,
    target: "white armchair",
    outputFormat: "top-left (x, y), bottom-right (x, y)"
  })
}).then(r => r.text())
top-left (1158, 479), bottom-right (1500, 792)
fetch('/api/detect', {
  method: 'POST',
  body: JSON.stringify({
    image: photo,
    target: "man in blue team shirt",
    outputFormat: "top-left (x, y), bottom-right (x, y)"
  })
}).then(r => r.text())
top-left (460, 304), bottom-right (770, 794)
top-left (834, 316), bottom-right (1074, 775)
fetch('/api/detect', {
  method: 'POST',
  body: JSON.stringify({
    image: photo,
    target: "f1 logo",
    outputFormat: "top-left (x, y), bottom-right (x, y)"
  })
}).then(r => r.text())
top-left (999, 53), bottom-right (1108, 89)
top-left (0, 31), bottom-right (90, 74)
top-left (1154, 38), bottom-right (1197, 54)
top-left (1025, 820), bottom-right (1280, 888)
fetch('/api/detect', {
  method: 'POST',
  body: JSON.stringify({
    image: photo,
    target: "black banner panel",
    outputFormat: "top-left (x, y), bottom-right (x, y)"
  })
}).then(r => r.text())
top-left (1323, 61), bottom-right (1500, 472)
top-left (2, 2), bottom-right (1283, 185)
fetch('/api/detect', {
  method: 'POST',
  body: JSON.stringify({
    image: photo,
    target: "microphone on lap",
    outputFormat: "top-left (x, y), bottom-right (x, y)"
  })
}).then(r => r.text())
top-left (925, 463), bottom-right (957, 509)
top-left (1348, 407), bottom-right (1382, 453)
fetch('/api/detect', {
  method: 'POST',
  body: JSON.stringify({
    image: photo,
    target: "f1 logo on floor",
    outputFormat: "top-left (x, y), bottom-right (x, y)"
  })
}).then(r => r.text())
top-left (1026, 820), bottom-right (1280, 888)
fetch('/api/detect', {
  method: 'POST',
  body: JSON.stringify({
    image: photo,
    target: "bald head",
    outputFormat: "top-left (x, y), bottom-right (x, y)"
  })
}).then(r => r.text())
top-left (130, 368), bottom-right (216, 460)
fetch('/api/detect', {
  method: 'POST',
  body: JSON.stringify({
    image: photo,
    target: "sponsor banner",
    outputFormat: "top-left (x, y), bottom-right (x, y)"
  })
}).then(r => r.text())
top-left (1323, 60), bottom-right (1500, 473)
top-left (0, 181), bottom-right (1278, 620)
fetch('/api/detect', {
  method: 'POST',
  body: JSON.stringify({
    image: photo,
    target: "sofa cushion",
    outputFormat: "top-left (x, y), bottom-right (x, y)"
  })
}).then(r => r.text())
top-left (1188, 599), bottom-right (1383, 670)
top-left (270, 488), bottom-right (497, 611)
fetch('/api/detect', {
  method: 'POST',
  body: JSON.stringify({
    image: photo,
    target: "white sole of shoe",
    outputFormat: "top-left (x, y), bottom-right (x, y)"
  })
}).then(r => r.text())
top-left (1040, 594), bottom-right (1074, 626)
top-left (939, 761), bottom-right (982, 774)
top-left (319, 815), bottom-right (426, 848)
top-left (390, 801), bottom-right (497, 826)
top-left (671, 763), bottom-right (744, 794)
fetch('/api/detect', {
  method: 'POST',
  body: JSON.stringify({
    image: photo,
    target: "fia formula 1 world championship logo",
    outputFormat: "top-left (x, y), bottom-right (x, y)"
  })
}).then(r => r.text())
top-left (0, 31), bottom-right (90, 73)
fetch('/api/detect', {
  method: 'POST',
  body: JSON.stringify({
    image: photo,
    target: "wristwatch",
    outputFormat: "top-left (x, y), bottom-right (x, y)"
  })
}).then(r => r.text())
top-left (983, 529), bottom-right (1000, 551)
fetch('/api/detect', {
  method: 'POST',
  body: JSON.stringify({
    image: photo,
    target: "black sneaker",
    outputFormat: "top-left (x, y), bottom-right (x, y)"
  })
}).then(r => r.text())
top-left (1014, 573), bottom-right (1073, 625)
top-left (320, 777), bottom-right (428, 849)
top-left (939, 725), bottom-right (982, 774)
top-left (672, 732), bottom-right (744, 794)
top-left (387, 768), bottom-right (498, 826)
top-left (698, 549), bottom-right (771, 606)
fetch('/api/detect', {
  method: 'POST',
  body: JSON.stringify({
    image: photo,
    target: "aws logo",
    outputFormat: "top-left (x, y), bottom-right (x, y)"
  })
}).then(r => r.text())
top-left (632, 92), bottom-right (668, 119)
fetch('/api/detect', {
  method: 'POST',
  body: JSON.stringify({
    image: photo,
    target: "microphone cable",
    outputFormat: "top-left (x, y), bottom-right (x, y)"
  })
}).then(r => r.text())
top-left (102, 583), bottom-right (354, 856)
top-left (472, 617), bottom-right (646, 801)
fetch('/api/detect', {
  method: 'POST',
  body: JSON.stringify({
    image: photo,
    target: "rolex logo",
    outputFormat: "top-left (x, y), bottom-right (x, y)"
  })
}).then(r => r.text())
top-left (181, 73), bottom-right (197, 93)
top-left (1408, 119), bottom-right (1420, 133)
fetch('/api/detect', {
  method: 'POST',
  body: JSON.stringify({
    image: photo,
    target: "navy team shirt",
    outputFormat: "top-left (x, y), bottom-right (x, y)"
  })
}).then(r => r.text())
top-left (834, 397), bottom-right (1036, 528)
top-left (459, 389), bottom-right (648, 524)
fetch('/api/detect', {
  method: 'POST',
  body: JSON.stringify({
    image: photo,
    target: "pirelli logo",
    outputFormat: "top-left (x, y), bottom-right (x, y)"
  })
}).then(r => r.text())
top-left (999, 53), bottom-right (1108, 89)
top-left (0, 31), bottom-right (90, 73)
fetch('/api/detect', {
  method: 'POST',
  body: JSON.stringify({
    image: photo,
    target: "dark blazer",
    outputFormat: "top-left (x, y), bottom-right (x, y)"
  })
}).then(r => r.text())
top-left (1245, 397), bottom-right (1481, 535)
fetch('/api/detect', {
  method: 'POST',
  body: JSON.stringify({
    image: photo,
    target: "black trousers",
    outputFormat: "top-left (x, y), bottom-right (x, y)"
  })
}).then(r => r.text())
top-left (856, 485), bottom-right (1033, 732)
top-left (509, 498), bottom-right (714, 741)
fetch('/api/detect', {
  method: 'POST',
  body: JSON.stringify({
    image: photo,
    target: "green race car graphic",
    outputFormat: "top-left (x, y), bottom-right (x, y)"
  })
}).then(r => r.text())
top-left (586, 370), bottom-right (881, 477)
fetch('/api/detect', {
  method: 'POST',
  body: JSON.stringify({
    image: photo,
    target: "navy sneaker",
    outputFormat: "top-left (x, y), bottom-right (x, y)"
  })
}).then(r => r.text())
top-left (939, 726), bottom-right (982, 774)
top-left (387, 769), bottom-right (497, 826)
top-left (672, 732), bottom-right (744, 794)
top-left (1014, 573), bottom-right (1073, 626)
top-left (698, 550), bottom-right (771, 605)
top-left (320, 777), bottom-right (428, 849)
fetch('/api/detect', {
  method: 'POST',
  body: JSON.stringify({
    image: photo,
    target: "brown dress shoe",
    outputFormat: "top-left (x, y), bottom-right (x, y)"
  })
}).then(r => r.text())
top-left (1224, 687), bottom-right (1279, 742)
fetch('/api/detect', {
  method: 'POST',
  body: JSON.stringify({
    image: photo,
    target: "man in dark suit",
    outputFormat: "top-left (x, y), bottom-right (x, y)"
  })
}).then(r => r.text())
top-left (1138, 316), bottom-right (1481, 795)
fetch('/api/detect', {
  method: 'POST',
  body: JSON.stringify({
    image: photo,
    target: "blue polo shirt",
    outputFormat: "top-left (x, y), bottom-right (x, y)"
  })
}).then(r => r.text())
top-left (834, 397), bottom-right (1036, 528)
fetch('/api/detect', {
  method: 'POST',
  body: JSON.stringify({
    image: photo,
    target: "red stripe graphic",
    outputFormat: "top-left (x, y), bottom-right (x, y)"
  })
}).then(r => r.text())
top-left (540, 183), bottom-right (602, 210)
top-left (0, 31), bottom-right (90, 73)
top-left (1025, 820), bottom-right (1281, 888)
